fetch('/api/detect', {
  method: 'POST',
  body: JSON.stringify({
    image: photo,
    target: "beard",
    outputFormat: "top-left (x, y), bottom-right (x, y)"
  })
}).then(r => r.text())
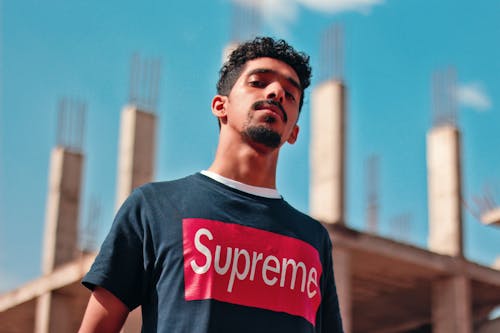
top-left (240, 99), bottom-right (286, 149)
top-left (242, 124), bottom-right (281, 148)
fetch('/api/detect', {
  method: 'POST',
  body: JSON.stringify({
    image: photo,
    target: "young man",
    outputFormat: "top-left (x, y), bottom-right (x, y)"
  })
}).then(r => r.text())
top-left (79, 37), bottom-right (344, 333)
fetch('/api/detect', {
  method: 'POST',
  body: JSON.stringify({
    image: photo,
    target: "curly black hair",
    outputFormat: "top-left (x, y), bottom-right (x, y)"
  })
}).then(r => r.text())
top-left (217, 37), bottom-right (312, 111)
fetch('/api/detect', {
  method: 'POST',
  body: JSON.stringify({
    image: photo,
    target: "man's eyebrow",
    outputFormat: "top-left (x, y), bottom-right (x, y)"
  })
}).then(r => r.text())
top-left (247, 68), bottom-right (301, 91)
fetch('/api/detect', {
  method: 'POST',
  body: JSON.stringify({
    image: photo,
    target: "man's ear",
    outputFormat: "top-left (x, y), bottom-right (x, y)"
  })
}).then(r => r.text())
top-left (286, 124), bottom-right (299, 144)
top-left (211, 95), bottom-right (228, 119)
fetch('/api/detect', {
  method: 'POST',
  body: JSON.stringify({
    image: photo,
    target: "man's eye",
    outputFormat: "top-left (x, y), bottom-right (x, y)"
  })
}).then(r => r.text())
top-left (286, 91), bottom-right (296, 101)
top-left (249, 80), bottom-right (266, 87)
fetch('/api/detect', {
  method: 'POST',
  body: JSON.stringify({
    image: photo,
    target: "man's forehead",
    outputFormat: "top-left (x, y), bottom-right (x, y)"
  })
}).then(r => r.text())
top-left (241, 57), bottom-right (301, 89)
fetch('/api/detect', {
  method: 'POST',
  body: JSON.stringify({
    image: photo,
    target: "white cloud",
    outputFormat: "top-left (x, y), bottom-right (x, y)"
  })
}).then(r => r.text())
top-left (230, 0), bottom-right (386, 35)
top-left (297, 0), bottom-right (385, 14)
top-left (456, 82), bottom-right (492, 112)
top-left (232, 0), bottom-right (298, 37)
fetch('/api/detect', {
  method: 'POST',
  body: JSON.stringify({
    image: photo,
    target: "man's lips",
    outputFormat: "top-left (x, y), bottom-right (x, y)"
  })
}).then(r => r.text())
top-left (252, 100), bottom-right (287, 122)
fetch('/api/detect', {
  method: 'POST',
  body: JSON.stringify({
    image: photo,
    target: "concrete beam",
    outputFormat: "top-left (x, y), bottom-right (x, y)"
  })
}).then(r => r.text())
top-left (0, 254), bottom-right (95, 312)
top-left (326, 224), bottom-right (500, 287)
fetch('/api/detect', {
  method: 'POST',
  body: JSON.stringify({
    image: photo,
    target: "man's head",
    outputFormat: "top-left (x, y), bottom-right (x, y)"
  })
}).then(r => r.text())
top-left (217, 37), bottom-right (312, 112)
top-left (212, 37), bottom-right (311, 151)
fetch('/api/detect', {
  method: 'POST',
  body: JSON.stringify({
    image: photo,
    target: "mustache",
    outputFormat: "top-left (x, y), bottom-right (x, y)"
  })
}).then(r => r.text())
top-left (252, 100), bottom-right (287, 123)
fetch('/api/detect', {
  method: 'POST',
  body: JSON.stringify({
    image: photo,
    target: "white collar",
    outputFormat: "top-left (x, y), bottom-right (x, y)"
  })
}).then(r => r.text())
top-left (200, 170), bottom-right (281, 199)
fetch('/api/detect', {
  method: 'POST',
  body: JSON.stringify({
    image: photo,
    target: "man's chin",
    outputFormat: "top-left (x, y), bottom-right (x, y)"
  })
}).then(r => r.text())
top-left (242, 126), bottom-right (281, 149)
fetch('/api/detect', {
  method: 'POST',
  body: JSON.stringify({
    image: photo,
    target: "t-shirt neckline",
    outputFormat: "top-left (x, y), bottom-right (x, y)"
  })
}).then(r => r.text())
top-left (200, 170), bottom-right (282, 199)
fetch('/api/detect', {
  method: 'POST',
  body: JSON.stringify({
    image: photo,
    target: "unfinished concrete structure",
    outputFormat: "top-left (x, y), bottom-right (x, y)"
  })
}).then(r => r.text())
top-left (310, 26), bottom-right (352, 332)
top-left (0, 58), bottom-right (159, 332)
top-left (34, 99), bottom-right (86, 333)
top-left (426, 69), bottom-right (463, 259)
top-left (116, 54), bottom-right (160, 210)
top-left (1, 43), bottom-right (500, 333)
top-left (115, 54), bottom-right (161, 332)
top-left (35, 146), bottom-right (85, 333)
top-left (427, 125), bottom-right (464, 257)
top-left (110, 103), bottom-right (157, 332)
top-left (310, 80), bottom-right (347, 225)
top-left (310, 24), bottom-right (347, 226)
top-left (115, 105), bottom-right (157, 210)
top-left (310, 77), bottom-right (351, 331)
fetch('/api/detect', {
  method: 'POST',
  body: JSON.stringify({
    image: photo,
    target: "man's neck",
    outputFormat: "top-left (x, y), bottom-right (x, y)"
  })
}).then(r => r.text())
top-left (208, 135), bottom-right (280, 189)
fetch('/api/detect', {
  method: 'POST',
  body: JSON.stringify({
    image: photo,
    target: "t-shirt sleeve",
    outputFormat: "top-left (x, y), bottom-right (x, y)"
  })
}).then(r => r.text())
top-left (319, 237), bottom-right (344, 332)
top-left (82, 188), bottom-right (152, 311)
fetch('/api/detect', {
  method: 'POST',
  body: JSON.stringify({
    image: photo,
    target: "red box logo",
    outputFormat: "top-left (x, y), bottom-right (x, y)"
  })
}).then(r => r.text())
top-left (183, 218), bottom-right (322, 326)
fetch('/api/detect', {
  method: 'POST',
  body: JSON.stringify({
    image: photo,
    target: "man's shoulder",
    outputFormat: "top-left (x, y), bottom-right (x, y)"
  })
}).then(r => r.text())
top-left (279, 201), bottom-right (331, 243)
top-left (282, 200), bottom-right (323, 226)
top-left (131, 173), bottom-right (219, 209)
top-left (138, 173), bottom-right (202, 194)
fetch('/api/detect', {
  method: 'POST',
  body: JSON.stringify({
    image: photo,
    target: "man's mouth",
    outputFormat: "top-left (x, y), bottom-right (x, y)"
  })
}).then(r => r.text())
top-left (252, 100), bottom-right (287, 123)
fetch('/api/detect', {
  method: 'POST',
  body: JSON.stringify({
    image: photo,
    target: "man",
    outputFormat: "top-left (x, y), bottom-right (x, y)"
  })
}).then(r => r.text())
top-left (79, 37), bottom-right (344, 333)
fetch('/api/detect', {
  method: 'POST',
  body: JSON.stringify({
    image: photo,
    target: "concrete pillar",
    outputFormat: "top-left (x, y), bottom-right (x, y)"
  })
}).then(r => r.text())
top-left (42, 147), bottom-right (84, 273)
top-left (115, 106), bottom-right (156, 210)
top-left (35, 291), bottom-right (75, 333)
top-left (34, 293), bottom-right (50, 333)
top-left (426, 125), bottom-right (463, 257)
top-left (37, 146), bottom-right (84, 333)
top-left (115, 106), bottom-right (156, 330)
top-left (310, 80), bottom-right (346, 225)
top-left (431, 275), bottom-right (472, 333)
top-left (333, 247), bottom-right (351, 333)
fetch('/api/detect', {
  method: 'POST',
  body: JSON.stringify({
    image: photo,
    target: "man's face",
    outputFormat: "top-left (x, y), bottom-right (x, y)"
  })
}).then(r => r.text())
top-left (221, 57), bottom-right (302, 150)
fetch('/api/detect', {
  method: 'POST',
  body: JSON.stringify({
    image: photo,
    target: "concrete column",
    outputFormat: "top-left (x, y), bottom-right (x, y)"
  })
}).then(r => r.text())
top-left (34, 293), bottom-right (51, 333)
top-left (426, 125), bottom-right (463, 257)
top-left (333, 247), bottom-right (351, 333)
top-left (115, 106), bottom-right (156, 210)
top-left (431, 275), bottom-right (472, 333)
top-left (36, 290), bottom-right (82, 333)
top-left (115, 106), bottom-right (156, 330)
top-left (42, 147), bottom-right (83, 273)
top-left (310, 80), bottom-right (346, 225)
top-left (37, 147), bottom-right (83, 333)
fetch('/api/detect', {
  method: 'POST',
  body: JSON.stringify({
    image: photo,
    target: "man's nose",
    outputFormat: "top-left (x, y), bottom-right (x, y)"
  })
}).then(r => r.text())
top-left (266, 82), bottom-right (284, 103)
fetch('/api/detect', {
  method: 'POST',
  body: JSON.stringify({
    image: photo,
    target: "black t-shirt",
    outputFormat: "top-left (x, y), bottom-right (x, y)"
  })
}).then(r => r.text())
top-left (83, 173), bottom-right (343, 332)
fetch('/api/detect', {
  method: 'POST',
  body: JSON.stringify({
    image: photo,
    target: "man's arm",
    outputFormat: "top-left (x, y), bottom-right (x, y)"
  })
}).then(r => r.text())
top-left (78, 286), bottom-right (129, 333)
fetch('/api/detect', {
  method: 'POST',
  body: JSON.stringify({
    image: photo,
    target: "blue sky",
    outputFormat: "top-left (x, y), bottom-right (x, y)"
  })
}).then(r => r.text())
top-left (1, 0), bottom-right (499, 292)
